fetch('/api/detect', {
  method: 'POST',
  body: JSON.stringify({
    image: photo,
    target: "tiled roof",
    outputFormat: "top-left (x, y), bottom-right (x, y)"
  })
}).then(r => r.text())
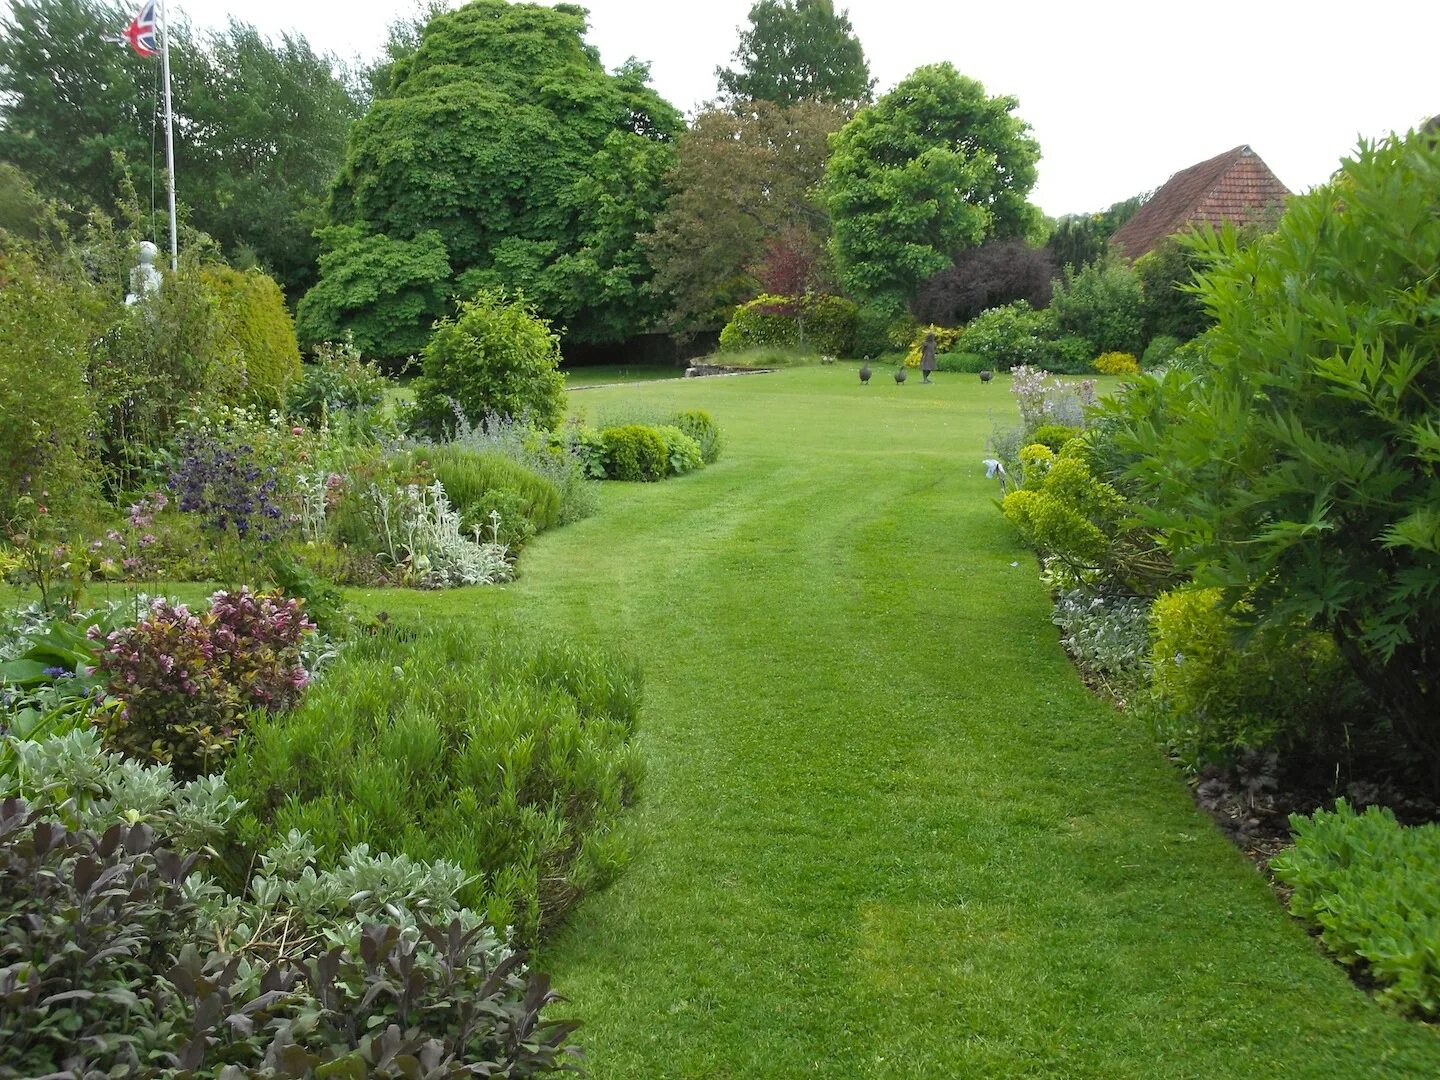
top-left (1109, 145), bottom-right (1291, 261)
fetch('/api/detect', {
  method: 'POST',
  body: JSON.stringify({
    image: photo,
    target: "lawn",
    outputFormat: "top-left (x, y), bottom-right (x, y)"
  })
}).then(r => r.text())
top-left (352, 366), bottom-right (1437, 1077)
top-left (14, 365), bottom-right (1436, 1076)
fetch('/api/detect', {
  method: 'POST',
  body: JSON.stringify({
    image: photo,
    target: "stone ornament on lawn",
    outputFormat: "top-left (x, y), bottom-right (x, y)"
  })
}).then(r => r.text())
top-left (920, 332), bottom-right (937, 383)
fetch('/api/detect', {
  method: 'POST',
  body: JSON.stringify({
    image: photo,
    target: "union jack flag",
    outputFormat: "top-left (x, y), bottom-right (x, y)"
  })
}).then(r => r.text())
top-left (120, 1), bottom-right (159, 58)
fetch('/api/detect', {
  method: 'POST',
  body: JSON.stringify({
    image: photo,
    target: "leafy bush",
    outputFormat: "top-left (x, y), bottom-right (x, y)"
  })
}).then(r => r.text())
top-left (911, 239), bottom-right (1055, 326)
top-left (954, 301), bottom-right (1055, 371)
top-left (91, 590), bottom-right (313, 777)
top-left (202, 264), bottom-right (303, 410)
top-left (452, 412), bottom-right (601, 527)
top-left (1049, 257), bottom-right (1144, 357)
top-left (672, 409), bottom-right (722, 465)
top-left (853, 303), bottom-right (914, 358)
top-left (412, 290), bottom-right (566, 437)
top-left (287, 338), bottom-right (387, 424)
top-left (227, 619), bottom-right (644, 943)
top-left (658, 424), bottom-right (703, 475)
top-left (1272, 800), bottom-right (1440, 1017)
top-left (601, 425), bottom-right (670, 482)
top-left (1134, 236), bottom-right (1212, 343)
top-left (0, 245), bottom-right (98, 533)
top-left (1009, 364), bottom-right (1096, 435)
top-left (718, 292), bottom-right (860, 357)
top-left (1093, 351), bottom-right (1140, 376)
top-left (903, 324), bottom-right (963, 367)
top-left (1148, 587), bottom-right (1353, 763)
top-left (1028, 424), bottom-right (1080, 453)
top-left (0, 798), bottom-right (581, 1077)
top-left (1110, 131), bottom-right (1440, 769)
top-left (1140, 334), bottom-right (1182, 369)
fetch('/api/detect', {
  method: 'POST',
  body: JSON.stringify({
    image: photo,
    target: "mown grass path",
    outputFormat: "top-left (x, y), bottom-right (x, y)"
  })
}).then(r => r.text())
top-left (369, 367), bottom-right (1439, 1077)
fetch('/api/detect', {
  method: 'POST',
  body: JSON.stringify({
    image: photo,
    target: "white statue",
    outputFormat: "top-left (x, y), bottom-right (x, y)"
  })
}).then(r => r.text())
top-left (125, 241), bottom-right (163, 306)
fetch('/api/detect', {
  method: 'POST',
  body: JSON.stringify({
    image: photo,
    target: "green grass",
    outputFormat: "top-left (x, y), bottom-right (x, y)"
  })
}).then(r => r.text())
top-left (563, 364), bottom-right (685, 388)
top-left (356, 365), bottom-right (1437, 1076)
top-left (9, 365), bottom-right (1437, 1075)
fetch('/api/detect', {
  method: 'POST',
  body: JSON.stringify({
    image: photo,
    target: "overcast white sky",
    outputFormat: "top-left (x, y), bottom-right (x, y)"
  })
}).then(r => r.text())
top-left (28, 0), bottom-right (1440, 214)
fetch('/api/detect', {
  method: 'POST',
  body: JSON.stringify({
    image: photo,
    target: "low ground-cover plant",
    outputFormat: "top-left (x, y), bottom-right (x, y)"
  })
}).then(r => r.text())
top-left (1051, 587), bottom-right (1152, 697)
top-left (0, 797), bottom-right (581, 1077)
top-left (1272, 800), bottom-right (1440, 1017)
top-left (227, 619), bottom-right (644, 944)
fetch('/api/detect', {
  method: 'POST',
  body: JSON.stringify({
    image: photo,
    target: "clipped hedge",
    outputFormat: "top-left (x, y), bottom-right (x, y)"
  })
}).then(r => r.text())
top-left (718, 293), bottom-right (859, 357)
top-left (600, 425), bottom-right (670, 482)
top-left (202, 265), bottom-right (303, 410)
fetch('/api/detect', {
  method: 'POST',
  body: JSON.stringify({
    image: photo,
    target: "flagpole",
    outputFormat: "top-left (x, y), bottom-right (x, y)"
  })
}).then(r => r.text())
top-left (159, 0), bottom-right (178, 271)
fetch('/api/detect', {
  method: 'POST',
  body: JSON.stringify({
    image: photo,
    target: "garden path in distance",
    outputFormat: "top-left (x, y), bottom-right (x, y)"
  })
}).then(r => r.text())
top-left (357, 366), bottom-right (1440, 1078)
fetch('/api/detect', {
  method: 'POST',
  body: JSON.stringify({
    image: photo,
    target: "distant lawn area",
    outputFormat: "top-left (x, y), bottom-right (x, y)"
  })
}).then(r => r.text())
top-left (563, 364), bottom-right (685, 388)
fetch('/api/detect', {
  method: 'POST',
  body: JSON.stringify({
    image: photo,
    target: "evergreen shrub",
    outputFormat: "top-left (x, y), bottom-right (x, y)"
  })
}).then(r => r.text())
top-left (600, 425), bottom-right (670, 481)
top-left (718, 293), bottom-right (859, 356)
top-left (202, 265), bottom-right (303, 410)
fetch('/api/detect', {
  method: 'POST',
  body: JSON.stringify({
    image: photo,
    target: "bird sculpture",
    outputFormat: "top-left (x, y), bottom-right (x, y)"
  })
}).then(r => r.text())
top-left (895, 365), bottom-right (907, 384)
top-left (859, 362), bottom-right (871, 384)
top-left (979, 369), bottom-right (994, 383)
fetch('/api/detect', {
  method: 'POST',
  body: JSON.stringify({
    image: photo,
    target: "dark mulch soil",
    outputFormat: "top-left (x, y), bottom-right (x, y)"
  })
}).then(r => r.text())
top-left (1189, 750), bottom-right (1439, 870)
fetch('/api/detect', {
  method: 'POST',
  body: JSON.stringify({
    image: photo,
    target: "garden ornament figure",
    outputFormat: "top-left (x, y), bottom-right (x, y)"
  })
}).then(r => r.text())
top-left (979, 369), bottom-right (994, 383)
top-left (920, 331), bottom-right (937, 383)
top-left (894, 364), bottom-right (907, 384)
top-left (125, 241), bottom-right (163, 306)
top-left (859, 361), bottom-right (872, 384)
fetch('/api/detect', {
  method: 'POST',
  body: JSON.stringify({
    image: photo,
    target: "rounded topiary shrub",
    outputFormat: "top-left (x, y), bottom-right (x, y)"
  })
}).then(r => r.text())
top-left (601, 425), bottom-right (669, 482)
top-left (202, 265), bottom-right (303, 410)
top-left (412, 290), bottom-right (565, 437)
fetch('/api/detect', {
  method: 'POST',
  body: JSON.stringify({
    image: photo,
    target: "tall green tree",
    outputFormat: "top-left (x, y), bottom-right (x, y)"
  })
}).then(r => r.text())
top-left (717, 0), bottom-right (872, 107)
top-left (0, 0), bottom-right (362, 296)
top-left (1045, 194), bottom-right (1145, 273)
top-left (311, 1), bottom-right (683, 357)
top-left (821, 63), bottom-right (1040, 313)
top-left (643, 99), bottom-right (847, 333)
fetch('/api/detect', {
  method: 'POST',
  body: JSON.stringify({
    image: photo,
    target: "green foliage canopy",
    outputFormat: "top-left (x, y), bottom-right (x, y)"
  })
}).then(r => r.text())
top-left (822, 63), bottom-right (1041, 313)
top-left (643, 99), bottom-right (846, 333)
top-left (317, 1), bottom-right (682, 355)
top-left (1104, 131), bottom-right (1440, 767)
top-left (716, 0), bottom-right (873, 107)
